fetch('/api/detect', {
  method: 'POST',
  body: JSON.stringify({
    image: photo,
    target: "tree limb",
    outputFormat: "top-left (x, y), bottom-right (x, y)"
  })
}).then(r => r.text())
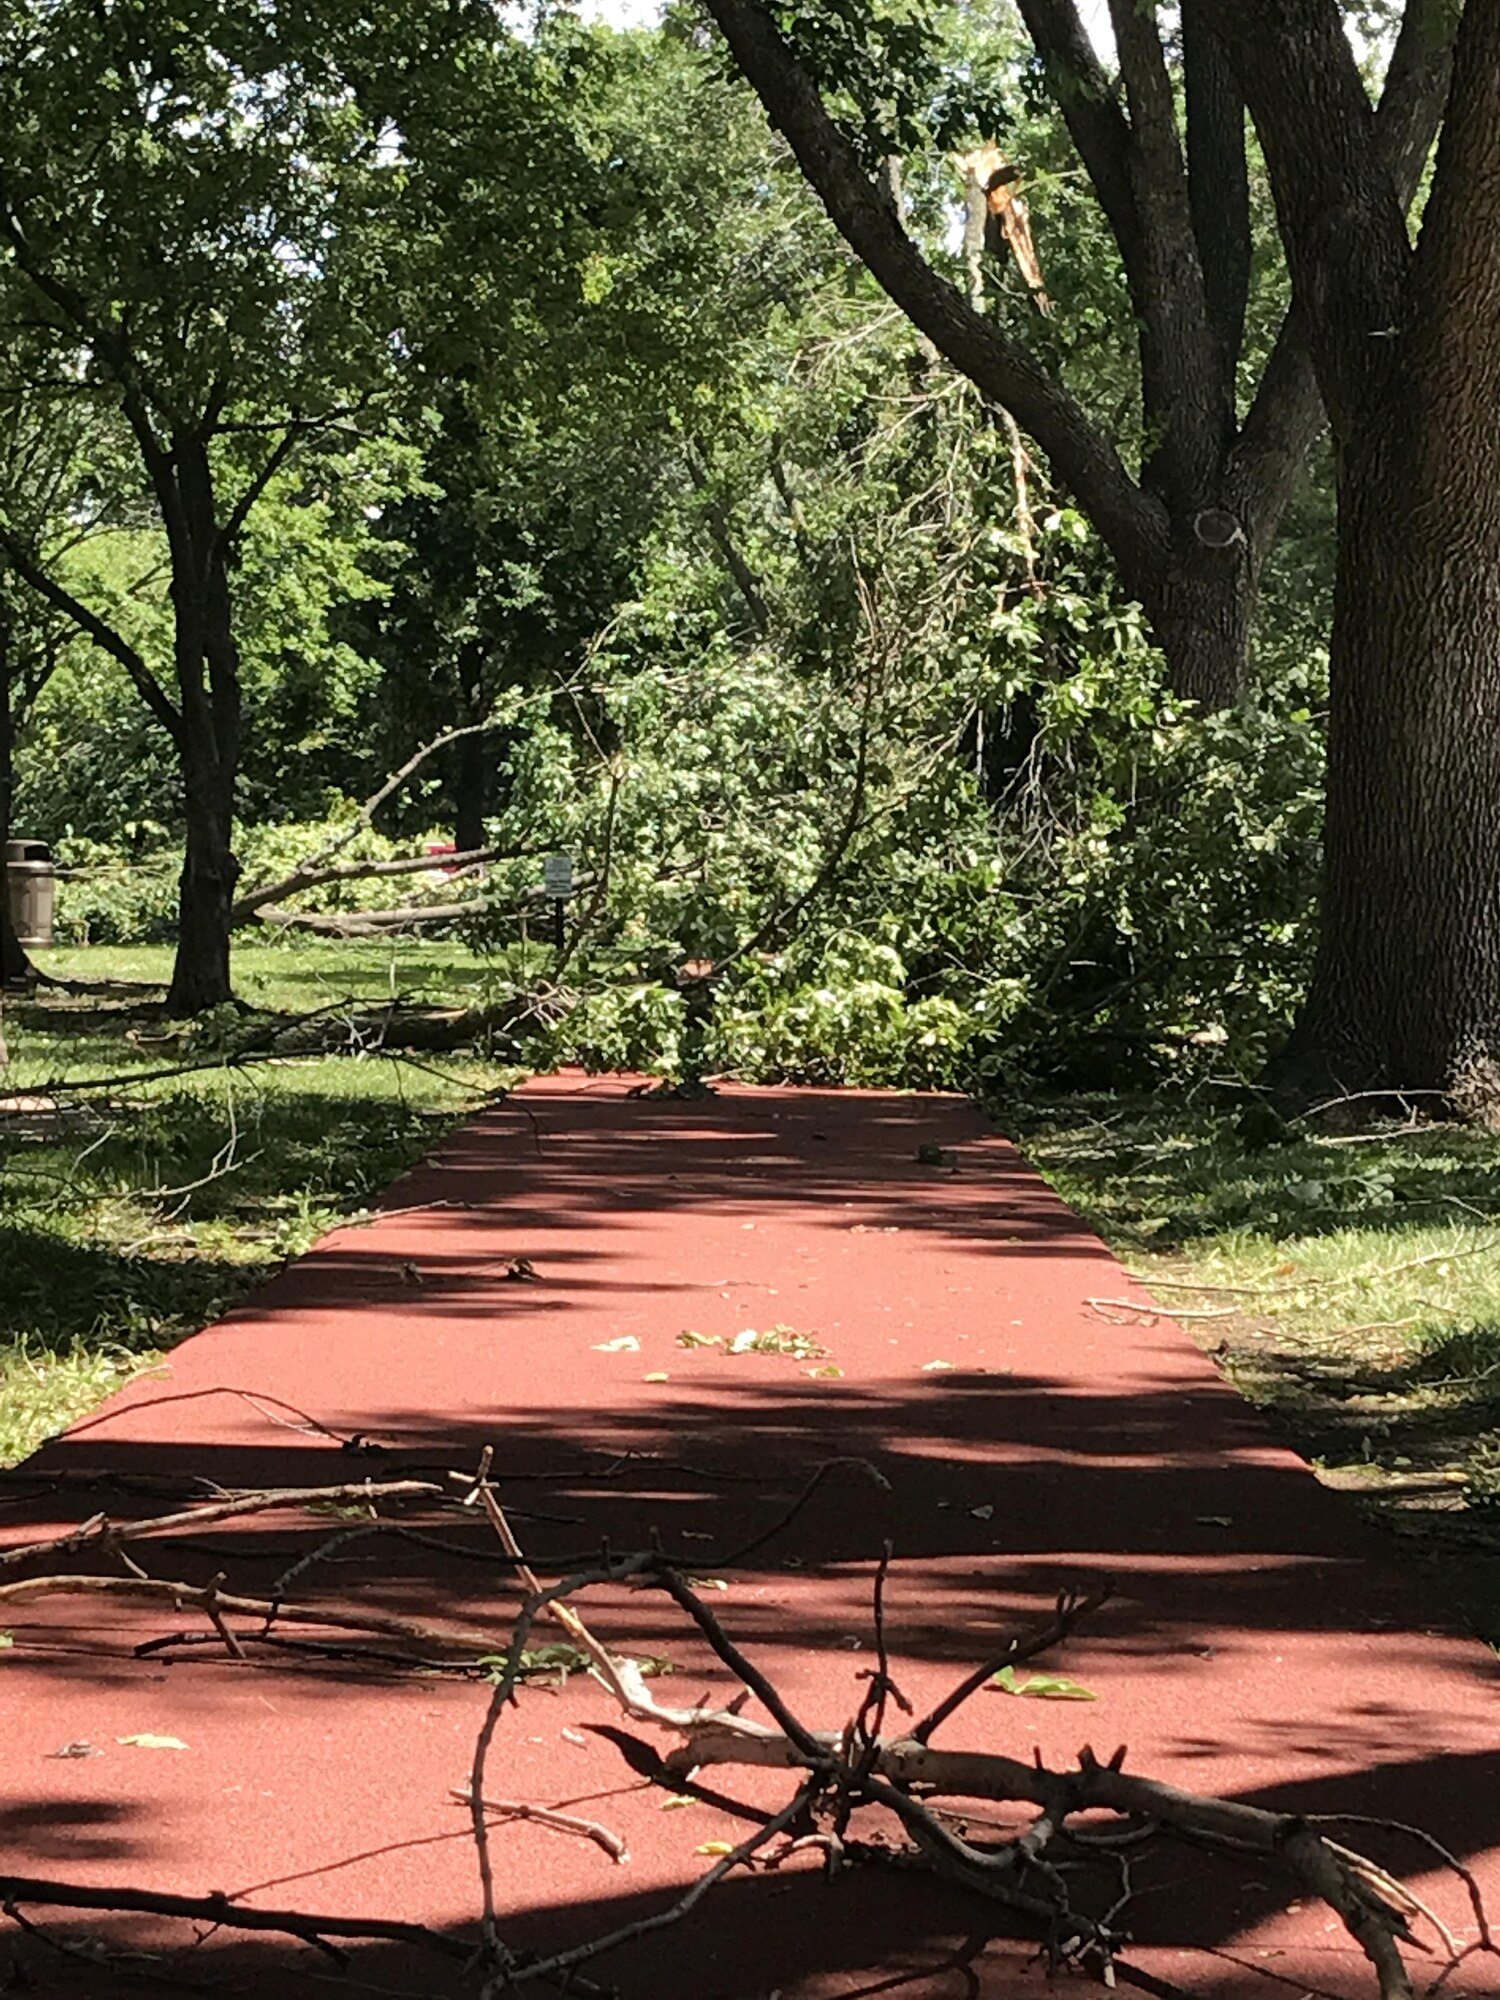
top-left (290, 720), bottom-right (517, 883)
top-left (0, 1570), bottom-right (507, 1656)
top-left (1219, 0), bottom-right (1459, 543)
top-left (1379, 0), bottom-right (1462, 212)
top-left (0, 522), bottom-right (181, 742)
top-left (0, 1876), bottom-right (477, 1963)
top-left (0, 1479), bottom-right (448, 1572)
top-left (1014, 1), bottom-right (1140, 289)
top-left (232, 842), bottom-right (533, 923)
top-left (1200, 0), bottom-right (1414, 439)
top-left (699, 0), bottom-right (1168, 585)
top-left (1182, 10), bottom-right (1250, 392)
top-left (1106, 0), bottom-right (1223, 495)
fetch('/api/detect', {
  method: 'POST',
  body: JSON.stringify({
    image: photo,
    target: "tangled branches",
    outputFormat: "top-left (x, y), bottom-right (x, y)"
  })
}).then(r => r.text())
top-left (0, 1451), bottom-right (1491, 1998)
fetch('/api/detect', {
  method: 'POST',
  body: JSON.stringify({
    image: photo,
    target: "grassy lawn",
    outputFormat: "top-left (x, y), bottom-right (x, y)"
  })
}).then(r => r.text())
top-left (1013, 1099), bottom-right (1500, 1646)
top-left (0, 940), bottom-right (518, 1464)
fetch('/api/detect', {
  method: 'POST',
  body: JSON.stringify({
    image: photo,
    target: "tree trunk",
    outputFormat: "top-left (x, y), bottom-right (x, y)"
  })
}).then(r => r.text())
top-left (452, 642), bottom-right (488, 854)
top-left (1141, 538), bottom-right (1257, 713)
top-left (1253, 0), bottom-right (1500, 1120)
top-left (0, 611), bottom-right (35, 988)
top-left (162, 443), bottom-right (241, 1015)
top-left (167, 765), bottom-right (238, 1014)
top-left (1275, 423), bottom-right (1500, 1118)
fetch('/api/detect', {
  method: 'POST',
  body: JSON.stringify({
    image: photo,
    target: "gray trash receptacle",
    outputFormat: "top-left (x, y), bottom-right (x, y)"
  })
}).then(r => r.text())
top-left (5, 839), bottom-right (56, 947)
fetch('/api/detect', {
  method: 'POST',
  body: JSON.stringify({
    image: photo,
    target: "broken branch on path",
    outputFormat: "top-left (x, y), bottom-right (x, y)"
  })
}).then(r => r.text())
top-left (0, 1460), bottom-right (1488, 1999)
top-left (450, 1786), bottom-right (630, 1864)
top-left (477, 1538), bottom-right (1484, 2000)
top-left (0, 1477), bottom-right (447, 1570)
top-left (0, 1570), bottom-right (509, 1656)
top-left (0, 1874), bottom-right (479, 1964)
top-left (232, 840), bottom-right (530, 924)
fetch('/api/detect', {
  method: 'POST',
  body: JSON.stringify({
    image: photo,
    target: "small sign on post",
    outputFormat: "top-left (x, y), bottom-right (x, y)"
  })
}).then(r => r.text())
top-left (543, 852), bottom-right (573, 950)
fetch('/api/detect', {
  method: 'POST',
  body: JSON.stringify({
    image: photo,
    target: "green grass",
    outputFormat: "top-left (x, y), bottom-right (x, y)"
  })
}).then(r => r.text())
top-left (0, 940), bottom-right (520, 1465)
top-left (1011, 1098), bottom-right (1500, 1643)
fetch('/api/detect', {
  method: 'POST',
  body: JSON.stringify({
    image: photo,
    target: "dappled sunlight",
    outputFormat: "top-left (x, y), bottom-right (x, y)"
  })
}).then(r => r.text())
top-left (2, 1079), bottom-right (1496, 1996)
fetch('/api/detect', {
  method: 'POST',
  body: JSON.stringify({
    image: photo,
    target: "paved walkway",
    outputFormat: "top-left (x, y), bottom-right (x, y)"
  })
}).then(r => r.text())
top-left (1, 1077), bottom-right (1496, 1997)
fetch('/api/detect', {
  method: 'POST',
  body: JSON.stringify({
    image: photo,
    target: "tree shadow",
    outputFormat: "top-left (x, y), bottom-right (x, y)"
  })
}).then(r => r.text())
top-left (1006, 1098), bottom-right (1500, 1254)
top-left (4, 1746), bottom-right (1499, 1997)
top-left (3, 1081), bottom-right (1498, 1997)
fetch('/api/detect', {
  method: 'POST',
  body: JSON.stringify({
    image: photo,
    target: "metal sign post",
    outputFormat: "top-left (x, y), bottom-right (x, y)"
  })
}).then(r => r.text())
top-left (543, 853), bottom-right (573, 951)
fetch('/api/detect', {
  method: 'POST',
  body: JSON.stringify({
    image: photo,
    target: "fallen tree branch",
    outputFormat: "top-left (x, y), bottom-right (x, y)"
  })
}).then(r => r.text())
top-left (233, 841), bottom-right (532, 924)
top-left (0, 1570), bottom-right (506, 1657)
top-left (268, 720), bottom-right (516, 890)
top-left (253, 899), bottom-right (486, 936)
top-left (500, 1789), bottom-right (814, 1993)
top-left (1, 1458), bottom-right (1485, 2000)
top-left (497, 1557), bottom-right (1475, 1999)
top-left (254, 876), bottom-right (598, 938)
top-left (0, 1478), bottom-right (447, 1571)
top-left (0, 1875), bottom-right (477, 1962)
top-left (451, 1785), bottom-right (630, 1864)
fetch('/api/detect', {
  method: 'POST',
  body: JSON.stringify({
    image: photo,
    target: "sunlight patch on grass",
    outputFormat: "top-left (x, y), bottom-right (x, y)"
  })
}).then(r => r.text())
top-left (0, 941), bottom-right (520, 1465)
top-left (1013, 1100), bottom-right (1500, 1643)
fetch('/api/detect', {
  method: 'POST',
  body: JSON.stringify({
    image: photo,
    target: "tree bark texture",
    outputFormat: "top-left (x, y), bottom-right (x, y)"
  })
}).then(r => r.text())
top-left (1283, 421), bottom-right (1500, 1110)
top-left (162, 440), bottom-right (242, 1016)
top-left (0, 617), bottom-right (34, 988)
top-left (1210, 0), bottom-right (1500, 1110)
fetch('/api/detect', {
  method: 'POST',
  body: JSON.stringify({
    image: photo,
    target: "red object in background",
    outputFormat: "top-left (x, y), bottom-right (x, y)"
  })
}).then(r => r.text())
top-left (423, 840), bottom-right (460, 877)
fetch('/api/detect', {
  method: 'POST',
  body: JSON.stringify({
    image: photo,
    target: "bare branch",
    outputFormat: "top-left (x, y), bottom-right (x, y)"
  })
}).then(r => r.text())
top-left (0, 1874), bottom-right (477, 1963)
top-left (909, 1580), bottom-right (1111, 1745)
top-left (0, 1479), bottom-right (448, 1572)
top-left (233, 842), bottom-right (535, 923)
top-left (287, 720), bottom-right (518, 885)
top-left (0, 1570), bottom-right (505, 1656)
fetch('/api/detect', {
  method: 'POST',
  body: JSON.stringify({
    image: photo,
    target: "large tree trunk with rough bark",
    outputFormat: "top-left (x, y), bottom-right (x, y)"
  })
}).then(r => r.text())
top-left (1278, 423), bottom-right (1500, 1112)
top-left (1211, 0), bottom-right (1500, 1114)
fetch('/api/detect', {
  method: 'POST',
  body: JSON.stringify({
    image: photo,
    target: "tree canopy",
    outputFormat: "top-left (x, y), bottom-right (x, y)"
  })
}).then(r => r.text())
top-left (0, 0), bottom-right (1496, 1120)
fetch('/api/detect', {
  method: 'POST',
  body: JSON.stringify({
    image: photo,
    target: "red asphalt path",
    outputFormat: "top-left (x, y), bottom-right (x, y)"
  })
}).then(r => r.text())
top-left (1, 1076), bottom-right (1496, 1998)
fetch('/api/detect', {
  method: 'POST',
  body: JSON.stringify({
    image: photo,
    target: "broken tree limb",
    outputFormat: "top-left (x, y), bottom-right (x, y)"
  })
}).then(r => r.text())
top-left (496, 1559), bottom-right (1475, 2000)
top-left (0, 1876), bottom-right (478, 1962)
top-left (253, 872), bottom-right (599, 937)
top-left (252, 899), bottom-right (485, 935)
top-left (0, 1570), bottom-right (506, 1657)
top-left (233, 841), bottom-right (532, 924)
top-left (0, 1478), bottom-right (448, 1571)
top-left (451, 1786), bottom-right (630, 1864)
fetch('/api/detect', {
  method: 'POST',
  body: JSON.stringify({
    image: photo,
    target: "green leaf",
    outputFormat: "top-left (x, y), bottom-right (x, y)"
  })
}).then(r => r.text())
top-left (991, 1666), bottom-right (1097, 1701)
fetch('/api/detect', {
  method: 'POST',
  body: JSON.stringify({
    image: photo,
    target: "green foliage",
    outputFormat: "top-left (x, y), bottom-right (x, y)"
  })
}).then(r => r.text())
top-left (5, 9), bottom-right (1336, 1088)
top-left (50, 840), bottom-right (178, 946)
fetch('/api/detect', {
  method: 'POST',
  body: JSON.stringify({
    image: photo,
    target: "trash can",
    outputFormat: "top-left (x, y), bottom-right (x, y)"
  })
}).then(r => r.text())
top-left (5, 839), bottom-right (56, 947)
